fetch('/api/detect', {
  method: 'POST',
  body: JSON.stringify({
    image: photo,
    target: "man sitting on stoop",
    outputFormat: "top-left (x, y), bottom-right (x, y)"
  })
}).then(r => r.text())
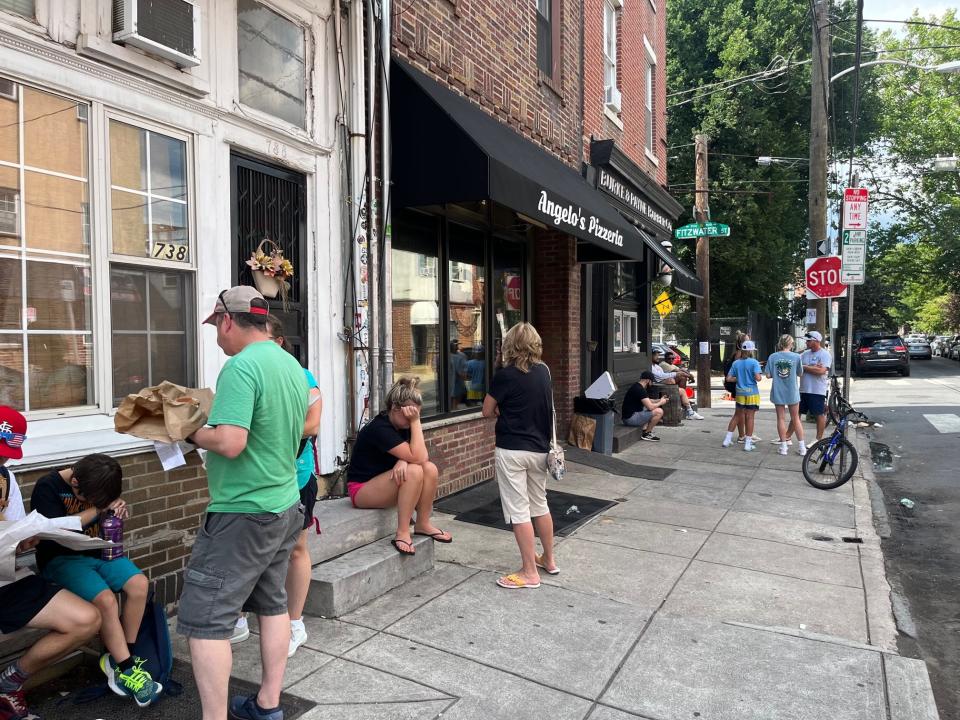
top-left (621, 372), bottom-right (667, 442)
top-left (650, 349), bottom-right (704, 420)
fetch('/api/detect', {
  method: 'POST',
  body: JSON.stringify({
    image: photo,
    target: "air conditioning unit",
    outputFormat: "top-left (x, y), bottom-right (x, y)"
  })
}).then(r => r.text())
top-left (112, 0), bottom-right (201, 68)
top-left (605, 85), bottom-right (622, 113)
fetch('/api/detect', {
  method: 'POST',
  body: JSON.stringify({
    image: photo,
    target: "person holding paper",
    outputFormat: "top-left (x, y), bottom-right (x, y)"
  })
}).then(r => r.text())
top-left (181, 286), bottom-right (307, 720)
top-left (0, 407), bottom-right (101, 720)
top-left (30, 454), bottom-right (162, 707)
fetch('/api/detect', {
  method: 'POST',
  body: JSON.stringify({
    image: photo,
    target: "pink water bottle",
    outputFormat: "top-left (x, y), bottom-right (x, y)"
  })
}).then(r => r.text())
top-left (100, 511), bottom-right (124, 560)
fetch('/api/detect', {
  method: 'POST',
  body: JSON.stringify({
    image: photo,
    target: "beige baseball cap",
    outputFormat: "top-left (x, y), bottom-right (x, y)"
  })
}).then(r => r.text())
top-left (203, 286), bottom-right (269, 325)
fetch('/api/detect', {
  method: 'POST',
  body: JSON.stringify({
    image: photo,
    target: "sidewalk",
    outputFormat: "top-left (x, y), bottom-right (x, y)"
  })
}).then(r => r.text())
top-left (173, 395), bottom-right (941, 719)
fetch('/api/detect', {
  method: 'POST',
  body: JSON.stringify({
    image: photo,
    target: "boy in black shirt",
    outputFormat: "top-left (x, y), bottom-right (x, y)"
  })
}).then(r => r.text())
top-left (621, 371), bottom-right (667, 441)
top-left (30, 454), bottom-right (162, 708)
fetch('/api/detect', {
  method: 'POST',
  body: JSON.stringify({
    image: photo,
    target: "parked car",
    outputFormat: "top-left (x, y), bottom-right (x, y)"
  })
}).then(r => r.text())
top-left (949, 338), bottom-right (960, 361)
top-left (652, 342), bottom-right (689, 367)
top-left (907, 338), bottom-right (932, 360)
top-left (853, 333), bottom-right (910, 377)
top-left (931, 336), bottom-right (953, 356)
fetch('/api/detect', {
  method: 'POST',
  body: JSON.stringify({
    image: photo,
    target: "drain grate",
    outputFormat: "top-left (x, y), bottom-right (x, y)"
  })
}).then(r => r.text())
top-left (809, 534), bottom-right (835, 542)
top-left (841, 536), bottom-right (864, 543)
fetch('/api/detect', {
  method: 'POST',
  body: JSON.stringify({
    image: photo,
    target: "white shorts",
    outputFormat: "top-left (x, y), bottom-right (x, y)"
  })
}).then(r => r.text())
top-left (494, 447), bottom-right (550, 525)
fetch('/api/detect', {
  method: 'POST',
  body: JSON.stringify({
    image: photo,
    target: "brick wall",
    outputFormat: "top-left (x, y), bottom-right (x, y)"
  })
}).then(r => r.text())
top-left (393, 0), bottom-right (583, 168)
top-left (583, 0), bottom-right (668, 185)
top-left (16, 451), bottom-right (209, 610)
top-left (424, 415), bottom-right (496, 497)
top-left (533, 230), bottom-right (581, 436)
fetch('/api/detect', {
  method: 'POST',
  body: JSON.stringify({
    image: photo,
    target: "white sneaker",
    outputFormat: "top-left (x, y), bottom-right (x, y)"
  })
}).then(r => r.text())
top-left (288, 620), bottom-right (308, 658)
top-left (770, 438), bottom-right (793, 446)
top-left (230, 616), bottom-right (250, 645)
top-left (743, 442), bottom-right (755, 452)
top-left (797, 443), bottom-right (807, 456)
top-left (686, 410), bottom-right (705, 420)
top-left (777, 446), bottom-right (788, 456)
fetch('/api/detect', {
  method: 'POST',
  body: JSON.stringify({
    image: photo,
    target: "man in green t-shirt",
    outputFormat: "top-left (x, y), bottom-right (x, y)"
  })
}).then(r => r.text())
top-left (178, 286), bottom-right (307, 720)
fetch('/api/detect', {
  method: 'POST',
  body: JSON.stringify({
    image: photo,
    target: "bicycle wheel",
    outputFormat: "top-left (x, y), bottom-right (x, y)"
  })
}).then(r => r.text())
top-left (826, 392), bottom-right (840, 427)
top-left (802, 436), bottom-right (858, 490)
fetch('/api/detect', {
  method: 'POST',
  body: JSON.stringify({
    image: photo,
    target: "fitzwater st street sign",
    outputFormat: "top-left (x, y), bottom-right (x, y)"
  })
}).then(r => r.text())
top-left (840, 230), bottom-right (866, 284)
top-left (674, 221), bottom-right (731, 239)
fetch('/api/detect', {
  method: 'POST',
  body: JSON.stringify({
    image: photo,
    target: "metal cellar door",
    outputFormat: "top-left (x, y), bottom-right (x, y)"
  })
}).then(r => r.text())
top-left (230, 154), bottom-right (308, 366)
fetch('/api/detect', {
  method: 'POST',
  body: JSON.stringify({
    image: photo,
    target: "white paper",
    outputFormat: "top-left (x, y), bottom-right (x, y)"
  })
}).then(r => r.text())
top-left (154, 440), bottom-right (187, 471)
top-left (0, 511), bottom-right (116, 580)
top-left (699, 341), bottom-right (709, 355)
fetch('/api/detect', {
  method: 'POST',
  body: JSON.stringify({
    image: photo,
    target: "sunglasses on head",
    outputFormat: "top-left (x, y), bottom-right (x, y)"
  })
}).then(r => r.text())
top-left (217, 289), bottom-right (231, 320)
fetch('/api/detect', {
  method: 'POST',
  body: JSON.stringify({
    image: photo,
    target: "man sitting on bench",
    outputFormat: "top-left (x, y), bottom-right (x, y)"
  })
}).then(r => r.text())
top-left (650, 349), bottom-right (703, 421)
top-left (621, 372), bottom-right (667, 442)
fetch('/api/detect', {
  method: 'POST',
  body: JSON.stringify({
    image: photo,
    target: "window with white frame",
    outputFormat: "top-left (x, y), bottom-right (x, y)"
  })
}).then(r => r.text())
top-left (0, 0), bottom-right (34, 20)
top-left (237, 0), bottom-right (307, 129)
top-left (644, 37), bottom-right (657, 155)
top-left (0, 77), bottom-right (196, 415)
top-left (613, 309), bottom-right (623, 352)
top-left (603, 0), bottom-right (620, 112)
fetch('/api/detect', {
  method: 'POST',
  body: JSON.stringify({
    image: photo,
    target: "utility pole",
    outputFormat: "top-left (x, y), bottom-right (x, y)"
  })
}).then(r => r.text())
top-left (808, 0), bottom-right (830, 337)
top-left (694, 133), bottom-right (711, 409)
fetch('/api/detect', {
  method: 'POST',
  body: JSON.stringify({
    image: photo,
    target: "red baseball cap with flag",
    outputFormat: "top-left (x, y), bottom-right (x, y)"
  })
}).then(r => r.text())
top-left (0, 406), bottom-right (27, 461)
top-left (203, 286), bottom-right (270, 325)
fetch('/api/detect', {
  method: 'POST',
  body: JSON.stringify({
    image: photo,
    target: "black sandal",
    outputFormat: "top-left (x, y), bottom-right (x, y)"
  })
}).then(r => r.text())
top-left (391, 537), bottom-right (416, 555)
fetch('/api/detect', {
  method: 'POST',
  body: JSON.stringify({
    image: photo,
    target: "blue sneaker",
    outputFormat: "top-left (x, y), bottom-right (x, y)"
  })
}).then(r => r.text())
top-left (229, 694), bottom-right (283, 720)
top-left (100, 654), bottom-right (163, 707)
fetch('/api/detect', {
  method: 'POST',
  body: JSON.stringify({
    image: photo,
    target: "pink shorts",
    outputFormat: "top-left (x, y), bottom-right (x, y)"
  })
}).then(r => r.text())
top-left (347, 481), bottom-right (364, 507)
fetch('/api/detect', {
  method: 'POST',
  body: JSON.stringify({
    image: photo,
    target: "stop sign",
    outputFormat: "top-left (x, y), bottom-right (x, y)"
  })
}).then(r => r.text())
top-left (505, 275), bottom-right (522, 310)
top-left (805, 256), bottom-right (848, 299)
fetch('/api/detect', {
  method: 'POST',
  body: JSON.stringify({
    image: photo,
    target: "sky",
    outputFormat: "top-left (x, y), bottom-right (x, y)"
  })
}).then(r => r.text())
top-left (864, 0), bottom-right (956, 29)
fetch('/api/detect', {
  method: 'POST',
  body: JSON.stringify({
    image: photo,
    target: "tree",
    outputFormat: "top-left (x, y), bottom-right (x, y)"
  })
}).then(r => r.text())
top-left (666, 0), bottom-right (880, 318)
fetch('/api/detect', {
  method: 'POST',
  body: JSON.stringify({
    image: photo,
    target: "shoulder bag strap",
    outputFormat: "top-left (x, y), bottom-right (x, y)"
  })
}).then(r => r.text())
top-left (543, 364), bottom-right (558, 447)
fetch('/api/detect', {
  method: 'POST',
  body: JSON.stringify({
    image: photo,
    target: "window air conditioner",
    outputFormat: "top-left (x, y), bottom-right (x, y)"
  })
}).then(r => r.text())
top-left (605, 85), bottom-right (622, 113)
top-left (112, 0), bottom-right (201, 68)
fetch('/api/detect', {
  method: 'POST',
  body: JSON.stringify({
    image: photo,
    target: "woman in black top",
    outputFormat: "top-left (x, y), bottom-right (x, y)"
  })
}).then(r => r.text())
top-left (346, 378), bottom-right (452, 555)
top-left (482, 322), bottom-right (557, 589)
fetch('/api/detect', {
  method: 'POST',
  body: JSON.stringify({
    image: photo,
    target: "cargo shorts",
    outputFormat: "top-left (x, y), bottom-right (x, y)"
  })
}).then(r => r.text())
top-left (176, 503), bottom-right (302, 640)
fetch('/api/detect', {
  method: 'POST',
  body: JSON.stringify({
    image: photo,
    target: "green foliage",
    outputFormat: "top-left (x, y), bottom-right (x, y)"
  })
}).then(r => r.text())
top-left (666, 0), bottom-right (880, 319)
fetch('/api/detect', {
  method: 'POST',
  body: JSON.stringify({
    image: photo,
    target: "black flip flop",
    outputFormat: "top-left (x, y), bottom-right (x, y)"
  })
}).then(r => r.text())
top-left (413, 529), bottom-right (453, 543)
top-left (391, 538), bottom-right (416, 555)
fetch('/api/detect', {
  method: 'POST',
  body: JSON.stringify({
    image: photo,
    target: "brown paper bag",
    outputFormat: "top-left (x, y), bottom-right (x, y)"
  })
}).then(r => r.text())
top-left (567, 414), bottom-right (597, 450)
top-left (114, 381), bottom-right (215, 443)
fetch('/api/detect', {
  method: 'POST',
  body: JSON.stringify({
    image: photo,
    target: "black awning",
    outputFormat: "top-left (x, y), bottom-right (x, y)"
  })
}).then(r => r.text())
top-left (392, 59), bottom-right (702, 293)
top-left (640, 228), bottom-right (703, 297)
top-left (393, 60), bottom-right (640, 262)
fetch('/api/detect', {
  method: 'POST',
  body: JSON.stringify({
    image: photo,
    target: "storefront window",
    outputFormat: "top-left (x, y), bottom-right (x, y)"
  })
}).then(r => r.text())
top-left (448, 224), bottom-right (485, 410)
top-left (391, 211), bottom-right (441, 416)
top-left (492, 236), bottom-right (524, 358)
top-left (0, 82), bottom-right (94, 411)
top-left (392, 209), bottom-right (516, 418)
top-left (237, 0), bottom-right (307, 129)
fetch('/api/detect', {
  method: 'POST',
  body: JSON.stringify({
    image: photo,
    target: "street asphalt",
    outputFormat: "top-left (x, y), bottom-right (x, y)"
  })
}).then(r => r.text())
top-left (170, 382), bottom-right (940, 719)
top-left (850, 355), bottom-right (960, 720)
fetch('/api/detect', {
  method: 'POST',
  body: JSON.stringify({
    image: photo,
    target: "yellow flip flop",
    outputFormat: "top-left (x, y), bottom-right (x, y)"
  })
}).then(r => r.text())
top-left (496, 573), bottom-right (541, 589)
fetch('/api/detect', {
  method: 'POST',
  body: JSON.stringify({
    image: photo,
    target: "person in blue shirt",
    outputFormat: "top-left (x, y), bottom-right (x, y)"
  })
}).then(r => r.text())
top-left (765, 334), bottom-right (807, 456)
top-left (722, 340), bottom-right (763, 451)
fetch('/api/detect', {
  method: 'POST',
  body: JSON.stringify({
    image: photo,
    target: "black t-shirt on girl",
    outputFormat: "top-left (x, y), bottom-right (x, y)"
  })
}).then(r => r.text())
top-left (347, 414), bottom-right (411, 483)
top-left (489, 363), bottom-right (552, 453)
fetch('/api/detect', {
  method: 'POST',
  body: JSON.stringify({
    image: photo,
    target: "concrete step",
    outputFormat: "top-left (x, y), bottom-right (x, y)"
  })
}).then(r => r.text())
top-left (613, 424), bottom-right (644, 453)
top-left (307, 498), bottom-right (397, 564)
top-left (305, 535), bottom-right (434, 618)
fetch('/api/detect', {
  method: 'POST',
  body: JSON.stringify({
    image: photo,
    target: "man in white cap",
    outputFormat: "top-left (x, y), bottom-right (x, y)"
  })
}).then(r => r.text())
top-left (179, 286), bottom-right (308, 720)
top-left (799, 330), bottom-right (832, 440)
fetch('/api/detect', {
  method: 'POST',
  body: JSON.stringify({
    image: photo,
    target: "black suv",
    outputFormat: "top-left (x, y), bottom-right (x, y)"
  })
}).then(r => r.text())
top-left (853, 333), bottom-right (910, 377)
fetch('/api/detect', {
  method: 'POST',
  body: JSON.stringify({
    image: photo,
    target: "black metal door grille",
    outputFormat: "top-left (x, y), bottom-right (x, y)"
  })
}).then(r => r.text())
top-left (230, 154), bottom-right (308, 366)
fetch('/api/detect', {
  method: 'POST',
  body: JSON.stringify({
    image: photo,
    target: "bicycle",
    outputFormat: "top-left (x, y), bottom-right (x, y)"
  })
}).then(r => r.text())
top-left (802, 400), bottom-right (867, 490)
top-left (825, 374), bottom-right (844, 427)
